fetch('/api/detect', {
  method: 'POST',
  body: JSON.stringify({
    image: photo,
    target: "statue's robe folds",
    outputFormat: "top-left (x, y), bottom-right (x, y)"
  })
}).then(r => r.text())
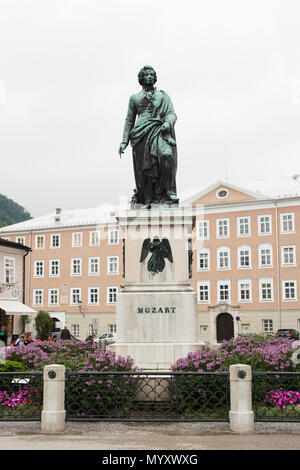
top-left (122, 89), bottom-right (177, 204)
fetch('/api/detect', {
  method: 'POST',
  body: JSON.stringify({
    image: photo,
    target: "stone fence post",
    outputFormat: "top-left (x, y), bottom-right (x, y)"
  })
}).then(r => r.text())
top-left (229, 364), bottom-right (254, 433)
top-left (41, 364), bottom-right (66, 433)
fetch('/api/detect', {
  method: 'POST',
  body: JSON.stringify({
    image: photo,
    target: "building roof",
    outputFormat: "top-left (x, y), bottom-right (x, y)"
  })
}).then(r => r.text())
top-left (0, 204), bottom-right (123, 233)
top-left (0, 238), bottom-right (31, 251)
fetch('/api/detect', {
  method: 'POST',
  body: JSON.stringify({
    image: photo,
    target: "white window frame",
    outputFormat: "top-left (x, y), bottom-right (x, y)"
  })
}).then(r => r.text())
top-left (70, 287), bottom-right (81, 305)
top-left (197, 248), bottom-right (210, 271)
top-left (280, 213), bottom-right (295, 234)
top-left (16, 236), bottom-right (25, 245)
top-left (71, 258), bottom-right (82, 276)
top-left (107, 286), bottom-right (118, 304)
top-left (88, 287), bottom-right (100, 305)
top-left (258, 214), bottom-right (272, 236)
top-left (71, 324), bottom-right (80, 336)
top-left (196, 220), bottom-right (210, 240)
top-left (108, 324), bottom-right (117, 333)
top-left (4, 257), bottom-right (15, 284)
top-left (216, 218), bottom-right (230, 238)
top-left (89, 231), bottom-right (100, 246)
top-left (259, 243), bottom-right (273, 268)
top-left (238, 279), bottom-right (252, 303)
top-left (197, 280), bottom-right (210, 304)
top-left (48, 288), bottom-right (59, 306)
top-left (259, 278), bottom-right (274, 302)
top-left (262, 319), bottom-right (273, 333)
top-left (107, 256), bottom-right (119, 275)
top-left (217, 246), bottom-right (231, 270)
top-left (50, 233), bottom-right (60, 248)
top-left (108, 229), bottom-right (119, 245)
top-left (35, 235), bottom-right (45, 250)
top-left (238, 245), bottom-right (252, 269)
top-left (281, 245), bottom-right (296, 267)
top-left (33, 289), bottom-right (43, 307)
top-left (237, 216), bottom-right (251, 237)
top-left (72, 232), bottom-right (82, 247)
top-left (282, 280), bottom-right (297, 302)
top-left (217, 280), bottom-right (231, 302)
top-left (88, 257), bottom-right (100, 276)
top-left (34, 260), bottom-right (44, 278)
top-left (49, 259), bottom-right (60, 278)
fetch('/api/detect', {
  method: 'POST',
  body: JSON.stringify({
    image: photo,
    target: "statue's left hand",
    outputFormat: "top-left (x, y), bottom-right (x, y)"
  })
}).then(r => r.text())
top-left (161, 122), bottom-right (170, 134)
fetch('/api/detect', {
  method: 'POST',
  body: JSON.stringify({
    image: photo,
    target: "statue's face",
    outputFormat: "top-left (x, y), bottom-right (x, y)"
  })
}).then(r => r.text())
top-left (143, 68), bottom-right (156, 86)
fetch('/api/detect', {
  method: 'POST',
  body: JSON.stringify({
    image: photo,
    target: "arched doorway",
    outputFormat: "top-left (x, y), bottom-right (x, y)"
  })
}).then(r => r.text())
top-left (216, 312), bottom-right (234, 343)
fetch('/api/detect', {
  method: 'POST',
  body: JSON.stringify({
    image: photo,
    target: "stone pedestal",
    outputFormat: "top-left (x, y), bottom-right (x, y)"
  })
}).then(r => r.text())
top-left (109, 207), bottom-right (204, 370)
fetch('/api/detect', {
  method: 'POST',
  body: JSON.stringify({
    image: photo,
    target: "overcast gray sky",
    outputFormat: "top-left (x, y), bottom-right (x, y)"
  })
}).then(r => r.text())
top-left (1, 0), bottom-right (300, 217)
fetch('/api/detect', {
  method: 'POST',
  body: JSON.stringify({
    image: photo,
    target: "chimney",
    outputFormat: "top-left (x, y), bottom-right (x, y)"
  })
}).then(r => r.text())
top-left (55, 208), bottom-right (62, 222)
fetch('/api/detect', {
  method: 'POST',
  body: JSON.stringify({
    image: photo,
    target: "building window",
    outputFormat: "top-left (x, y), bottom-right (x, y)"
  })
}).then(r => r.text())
top-left (70, 288), bottom-right (81, 305)
top-left (49, 259), bottom-right (60, 277)
top-left (48, 288), bottom-right (59, 306)
top-left (196, 220), bottom-right (209, 240)
top-left (89, 231), bottom-right (100, 246)
top-left (35, 235), bottom-right (45, 249)
top-left (238, 246), bottom-right (251, 269)
top-left (216, 189), bottom-right (228, 199)
top-left (197, 281), bottom-right (210, 304)
top-left (108, 230), bottom-right (119, 245)
top-left (71, 258), bottom-right (82, 276)
top-left (259, 278), bottom-right (273, 302)
top-left (263, 319), bottom-right (273, 333)
top-left (50, 234), bottom-right (60, 248)
top-left (217, 246), bottom-right (230, 270)
top-left (4, 258), bottom-right (15, 283)
top-left (197, 249), bottom-right (210, 271)
top-left (282, 246), bottom-right (296, 266)
top-left (16, 236), bottom-right (25, 245)
top-left (259, 244), bottom-right (273, 268)
top-left (107, 287), bottom-right (117, 304)
top-left (217, 280), bottom-right (230, 302)
top-left (280, 213), bottom-right (295, 233)
top-left (282, 281), bottom-right (297, 301)
top-left (238, 279), bottom-right (252, 302)
top-left (217, 219), bottom-right (229, 238)
top-left (33, 289), bottom-right (43, 306)
top-left (89, 257), bottom-right (100, 275)
top-left (72, 232), bottom-right (82, 247)
top-left (71, 324), bottom-right (80, 336)
top-left (88, 287), bottom-right (99, 305)
top-left (238, 217), bottom-right (250, 236)
top-left (108, 324), bottom-right (117, 333)
top-left (34, 260), bottom-right (44, 278)
top-left (107, 256), bottom-right (119, 275)
top-left (258, 215), bottom-right (272, 235)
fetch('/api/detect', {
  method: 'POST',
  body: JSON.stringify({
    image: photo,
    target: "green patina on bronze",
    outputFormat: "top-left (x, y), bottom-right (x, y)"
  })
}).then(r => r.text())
top-left (119, 66), bottom-right (179, 209)
top-left (140, 237), bottom-right (173, 274)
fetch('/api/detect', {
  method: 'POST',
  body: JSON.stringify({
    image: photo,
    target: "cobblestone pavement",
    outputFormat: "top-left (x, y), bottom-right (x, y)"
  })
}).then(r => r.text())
top-left (0, 421), bottom-right (299, 450)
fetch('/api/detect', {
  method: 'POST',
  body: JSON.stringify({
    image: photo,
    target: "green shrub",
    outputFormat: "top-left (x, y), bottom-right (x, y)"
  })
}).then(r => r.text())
top-left (0, 360), bottom-right (29, 372)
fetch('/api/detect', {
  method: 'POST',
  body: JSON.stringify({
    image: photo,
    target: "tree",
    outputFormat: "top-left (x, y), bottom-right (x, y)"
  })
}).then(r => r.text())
top-left (35, 310), bottom-right (53, 340)
top-left (0, 194), bottom-right (31, 228)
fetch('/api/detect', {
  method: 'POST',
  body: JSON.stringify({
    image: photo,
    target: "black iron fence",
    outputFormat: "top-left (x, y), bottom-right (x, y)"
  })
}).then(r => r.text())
top-left (65, 371), bottom-right (230, 422)
top-left (0, 372), bottom-right (43, 421)
top-left (253, 371), bottom-right (300, 422)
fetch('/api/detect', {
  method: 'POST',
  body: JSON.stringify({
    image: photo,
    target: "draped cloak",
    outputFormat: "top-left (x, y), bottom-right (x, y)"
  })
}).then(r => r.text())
top-left (122, 89), bottom-right (177, 204)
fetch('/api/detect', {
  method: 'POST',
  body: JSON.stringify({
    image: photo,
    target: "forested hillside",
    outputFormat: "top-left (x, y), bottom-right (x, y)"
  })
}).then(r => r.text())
top-left (0, 194), bottom-right (32, 228)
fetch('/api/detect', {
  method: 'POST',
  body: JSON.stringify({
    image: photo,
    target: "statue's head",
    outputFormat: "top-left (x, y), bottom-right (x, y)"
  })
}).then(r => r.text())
top-left (138, 65), bottom-right (157, 86)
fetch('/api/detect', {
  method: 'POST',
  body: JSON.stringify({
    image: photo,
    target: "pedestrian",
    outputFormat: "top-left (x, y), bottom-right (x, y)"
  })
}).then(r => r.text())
top-left (52, 335), bottom-right (58, 343)
top-left (60, 326), bottom-right (71, 340)
top-left (15, 334), bottom-right (25, 346)
top-left (23, 334), bottom-right (33, 346)
top-left (85, 333), bottom-right (96, 343)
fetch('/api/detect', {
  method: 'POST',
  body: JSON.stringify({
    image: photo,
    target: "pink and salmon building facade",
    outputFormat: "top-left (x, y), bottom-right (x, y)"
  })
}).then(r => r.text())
top-left (1, 179), bottom-right (300, 343)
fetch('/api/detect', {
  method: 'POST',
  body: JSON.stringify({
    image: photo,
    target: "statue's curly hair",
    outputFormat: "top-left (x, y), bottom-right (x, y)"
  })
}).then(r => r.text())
top-left (138, 65), bottom-right (157, 86)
